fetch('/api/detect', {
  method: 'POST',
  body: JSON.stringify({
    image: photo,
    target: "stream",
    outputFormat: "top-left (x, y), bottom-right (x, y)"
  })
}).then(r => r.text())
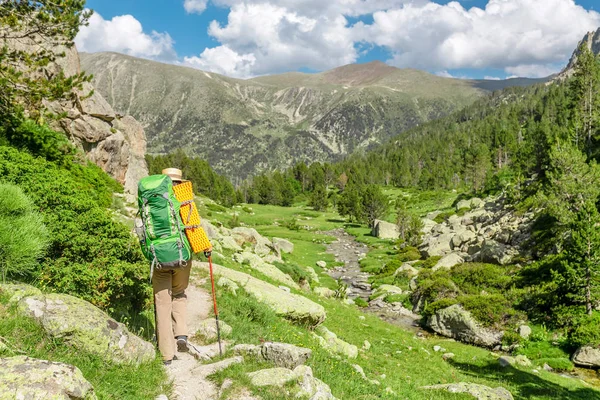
top-left (323, 228), bottom-right (422, 333)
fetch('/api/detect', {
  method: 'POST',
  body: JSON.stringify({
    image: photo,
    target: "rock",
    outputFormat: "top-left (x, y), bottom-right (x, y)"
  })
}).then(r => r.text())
top-left (247, 367), bottom-right (297, 387)
top-left (423, 382), bottom-right (513, 400)
top-left (217, 277), bottom-right (239, 295)
top-left (313, 326), bottom-right (358, 359)
top-left (456, 199), bottom-right (472, 211)
top-left (517, 325), bottom-right (532, 340)
top-left (432, 253), bottom-right (464, 271)
top-left (442, 353), bottom-right (455, 361)
top-left (220, 236), bottom-right (243, 252)
top-left (516, 355), bottom-right (532, 367)
top-left (572, 345), bottom-right (600, 368)
top-left (433, 345), bottom-right (442, 352)
top-left (279, 286), bottom-right (291, 293)
top-left (18, 294), bottom-right (154, 365)
top-left (371, 284), bottom-right (403, 299)
top-left (314, 287), bottom-right (336, 298)
top-left (543, 363), bottom-right (553, 372)
top-left (0, 283), bottom-right (42, 304)
top-left (372, 220), bottom-right (400, 240)
top-left (421, 218), bottom-right (437, 234)
top-left (471, 198), bottom-right (484, 208)
top-left (498, 355), bottom-right (531, 368)
top-left (394, 264), bottom-right (419, 278)
top-left (233, 344), bottom-right (261, 358)
top-left (201, 219), bottom-right (222, 240)
top-left (233, 251), bottom-right (299, 289)
top-left (194, 318), bottom-right (232, 342)
top-left (261, 342), bottom-right (312, 369)
top-left (295, 365), bottom-right (337, 399)
top-left (316, 261), bottom-right (327, 268)
top-left (363, 340), bottom-right (371, 350)
top-left (409, 277), bottom-right (418, 291)
top-left (0, 356), bottom-right (97, 399)
top-left (195, 262), bottom-right (326, 327)
top-left (352, 364), bottom-right (367, 379)
top-left (451, 230), bottom-right (477, 248)
top-left (273, 237), bottom-right (294, 254)
top-left (305, 267), bottom-right (320, 283)
top-left (421, 233), bottom-right (454, 258)
top-left (498, 356), bottom-right (513, 367)
top-left (480, 240), bottom-right (515, 265)
top-left (426, 304), bottom-right (503, 348)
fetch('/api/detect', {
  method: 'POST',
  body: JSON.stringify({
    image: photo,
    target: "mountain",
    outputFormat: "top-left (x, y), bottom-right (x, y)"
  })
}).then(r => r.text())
top-left (558, 27), bottom-right (600, 79)
top-left (80, 52), bottom-right (545, 180)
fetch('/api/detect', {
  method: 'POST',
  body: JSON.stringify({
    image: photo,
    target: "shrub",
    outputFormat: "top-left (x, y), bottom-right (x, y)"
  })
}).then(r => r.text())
top-left (284, 218), bottom-right (301, 231)
top-left (228, 213), bottom-right (241, 228)
top-left (380, 260), bottom-right (402, 275)
top-left (383, 293), bottom-right (408, 304)
top-left (206, 203), bottom-right (227, 213)
top-left (0, 146), bottom-right (148, 313)
top-left (413, 256), bottom-right (442, 269)
top-left (568, 312), bottom-right (600, 348)
top-left (423, 298), bottom-right (458, 317)
top-left (450, 263), bottom-right (513, 295)
top-left (273, 262), bottom-right (309, 284)
top-left (0, 183), bottom-right (50, 281)
top-left (354, 298), bottom-right (369, 307)
top-left (397, 246), bottom-right (421, 262)
top-left (515, 339), bottom-right (569, 360)
top-left (459, 294), bottom-right (524, 328)
top-left (242, 206), bottom-right (253, 213)
top-left (434, 210), bottom-right (455, 224)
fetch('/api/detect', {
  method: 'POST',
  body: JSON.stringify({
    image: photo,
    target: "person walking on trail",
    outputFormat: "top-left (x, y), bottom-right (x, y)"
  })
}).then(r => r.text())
top-left (153, 167), bottom-right (211, 366)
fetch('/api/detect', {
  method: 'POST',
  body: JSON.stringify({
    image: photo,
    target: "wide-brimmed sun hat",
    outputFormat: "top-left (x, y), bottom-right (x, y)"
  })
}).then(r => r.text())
top-left (162, 168), bottom-right (185, 182)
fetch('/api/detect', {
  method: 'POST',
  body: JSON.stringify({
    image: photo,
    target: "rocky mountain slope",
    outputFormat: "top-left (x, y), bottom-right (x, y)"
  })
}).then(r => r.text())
top-left (557, 27), bottom-right (600, 79)
top-left (80, 52), bottom-right (545, 180)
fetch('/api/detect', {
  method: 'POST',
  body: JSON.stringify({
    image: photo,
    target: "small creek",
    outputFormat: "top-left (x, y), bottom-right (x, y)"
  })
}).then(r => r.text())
top-left (323, 228), bottom-right (422, 333)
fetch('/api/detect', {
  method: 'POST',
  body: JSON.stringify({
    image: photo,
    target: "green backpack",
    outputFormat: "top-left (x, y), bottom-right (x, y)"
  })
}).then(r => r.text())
top-left (137, 174), bottom-right (192, 277)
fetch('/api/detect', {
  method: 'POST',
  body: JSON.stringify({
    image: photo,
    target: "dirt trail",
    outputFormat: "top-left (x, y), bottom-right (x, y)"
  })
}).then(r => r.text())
top-left (163, 282), bottom-right (251, 400)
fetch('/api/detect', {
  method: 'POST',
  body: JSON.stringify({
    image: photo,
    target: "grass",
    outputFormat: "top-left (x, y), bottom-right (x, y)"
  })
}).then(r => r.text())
top-left (187, 196), bottom-right (600, 400)
top-left (0, 296), bottom-right (170, 399)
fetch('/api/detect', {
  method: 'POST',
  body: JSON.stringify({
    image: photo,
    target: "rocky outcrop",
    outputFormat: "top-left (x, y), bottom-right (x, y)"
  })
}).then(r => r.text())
top-left (419, 195), bottom-right (534, 265)
top-left (232, 251), bottom-right (298, 289)
top-left (426, 304), bottom-right (504, 348)
top-left (423, 382), bottom-right (513, 400)
top-left (18, 294), bottom-right (154, 365)
top-left (194, 261), bottom-right (326, 327)
top-left (0, 356), bottom-right (97, 400)
top-left (572, 345), bottom-right (600, 368)
top-left (273, 237), bottom-right (294, 254)
top-left (3, 34), bottom-right (148, 199)
top-left (0, 283), bottom-right (42, 304)
top-left (372, 220), bottom-right (400, 240)
top-left (432, 253), bottom-right (464, 271)
top-left (560, 28), bottom-right (600, 79)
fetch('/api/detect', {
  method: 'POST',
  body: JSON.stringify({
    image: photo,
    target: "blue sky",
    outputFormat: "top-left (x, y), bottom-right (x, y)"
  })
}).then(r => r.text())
top-left (76, 0), bottom-right (600, 79)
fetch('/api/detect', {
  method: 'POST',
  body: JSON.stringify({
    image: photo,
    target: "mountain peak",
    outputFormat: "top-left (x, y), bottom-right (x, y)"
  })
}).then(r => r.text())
top-left (319, 60), bottom-right (399, 86)
top-left (560, 27), bottom-right (600, 77)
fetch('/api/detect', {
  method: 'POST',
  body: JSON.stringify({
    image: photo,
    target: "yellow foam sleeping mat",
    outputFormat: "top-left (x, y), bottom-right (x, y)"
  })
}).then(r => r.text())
top-left (173, 181), bottom-right (211, 253)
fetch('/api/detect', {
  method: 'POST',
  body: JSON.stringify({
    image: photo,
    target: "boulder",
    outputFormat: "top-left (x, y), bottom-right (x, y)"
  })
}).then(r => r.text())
top-left (517, 325), bottom-right (532, 340)
top-left (372, 220), bottom-right (400, 240)
top-left (371, 284), bottom-right (403, 299)
top-left (220, 236), bottom-right (243, 252)
top-left (261, 342), bottom-right (312, 369)
top-left (0, 356), bottom-right (97, 400)
top-left (273, 238), bottom-right (294, 254)
top-left (194, 262), bottom-right (326, 327)
top-left (201, 219), bottom-right (222, 240)
top-left (217, 277), bottom-right (239, 295)
top-left (313, 326), bottom-right (358, 359)
top-left (421, 233), bottom-right (454, 258)
top-left (233, 344), bottom-right (261, 358)
top-left (233, 251), bottom-right (299, 289)
top-left (247, 367), bottom-right (297, 387)
top-left (451, 231), bottom-right (477, 248)
top-left (422, 382), bottom-right (513, 400)
top-left (316, 261), bottom-right (327, 269)
top-left (394, 264), bottom-right (419, 278)
top-left (421, 219), bottom-right (437, 234)
top-left (426, 304), bottom-right (503, 348)
top-left (432, 253), bottom-right (464, 271)
top-left (314, 287), bottom-right (336, 298)
top-left (295, 365), bottom-right (337, 399)
top-left (18, 294), bottom-right (154, 365)
top-left (194, 319), bottom-right (232, 342)
top-left (480, 240), bottom-right (515, 265)
top-left (456, 199), bottom-right (472, 211)
top-left (305, 267), bottom-right (320, 283)
top-left (0, 283), bottom-right (42, 304)
top-left (572, 345), bottom-right (600, 368)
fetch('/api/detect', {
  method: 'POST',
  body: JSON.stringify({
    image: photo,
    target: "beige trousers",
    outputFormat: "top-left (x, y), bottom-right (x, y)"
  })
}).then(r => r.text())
top-left (152, 264), bottom-right (191, 361)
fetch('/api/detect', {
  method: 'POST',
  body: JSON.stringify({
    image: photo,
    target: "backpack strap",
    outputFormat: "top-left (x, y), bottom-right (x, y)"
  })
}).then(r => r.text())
top-left (164, 193), bottom-right (188, 267)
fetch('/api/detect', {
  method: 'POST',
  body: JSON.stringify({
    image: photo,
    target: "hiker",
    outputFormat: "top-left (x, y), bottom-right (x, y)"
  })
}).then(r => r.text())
top-left (152, 167), bottom-right (211, 365)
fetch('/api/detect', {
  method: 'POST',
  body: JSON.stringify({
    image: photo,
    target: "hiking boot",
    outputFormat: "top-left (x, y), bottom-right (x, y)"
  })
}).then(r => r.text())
top-left (176, 336), bottom-right (189, 353)
top-left (163, 355), bottom-right (179, 366)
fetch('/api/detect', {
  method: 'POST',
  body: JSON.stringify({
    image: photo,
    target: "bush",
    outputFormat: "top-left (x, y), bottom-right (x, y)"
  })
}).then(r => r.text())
top-left (242, 206), bottom-right (253, 213)
top-left (459, 294), bottom-right (524, 328)
top-left (0, 183), bottom-right (50, 281)
top-left (450, 263), bottom-right (513, 295)
top-left (206, 203), bottom-right (227, 213)
top-left (284, 218), bottom-right (301, 231)
top-left (228, 213), bottom-right (241, 228)
top-left (273, 262), bottom-right (309, 285)
top-left (380, 260), bottom-right (402, 275)
top-left (434, 210), bottom-right (455, 224)
top-left (0, 146), bottom-right (149, 313)
top-left (397, 246), bottom-right (421, 262)
top-left (354, 298), bottom-right (369, 308)
top-left (515, 339), bottom-right (569, 360)
top-left (413, 256), bottom-right (442, 269)
top-left (568, 312), bottom-right (600, 348)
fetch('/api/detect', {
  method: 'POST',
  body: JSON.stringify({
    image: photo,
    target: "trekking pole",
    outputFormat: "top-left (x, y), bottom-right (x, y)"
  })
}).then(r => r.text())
top-left (205, 251), bottom-right (223, 357)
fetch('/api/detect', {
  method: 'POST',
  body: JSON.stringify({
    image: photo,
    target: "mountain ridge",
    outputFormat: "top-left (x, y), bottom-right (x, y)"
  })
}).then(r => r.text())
top-left (80, 51), bottom-right (547, 179)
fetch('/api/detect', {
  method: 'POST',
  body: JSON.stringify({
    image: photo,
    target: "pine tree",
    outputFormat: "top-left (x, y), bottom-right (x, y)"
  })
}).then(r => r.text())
top-left (309, 184), bottom-right (328, 211)
top-left (360, 185), bottom-right (389, 228)
top-left (0, 1), bottom-right (92, 117)
top-left (337, 183), bottom-right (362, 222)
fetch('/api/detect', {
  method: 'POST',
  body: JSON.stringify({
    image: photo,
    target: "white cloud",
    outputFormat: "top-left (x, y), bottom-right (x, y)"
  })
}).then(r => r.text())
top-left (483, 76), bottom-right (501, 80)
top-left (505, 63), bottom-right (562, 78)
top-left (435, 70), bottom-right (454, 78)
top-left (184, 46), bottom-right (256, 78)
top-left (185, 2), bottom-right (358, 77)
top-left (184, 0), bottom-right (208, 14)
top-left (75, 12), bottom-right (176, 61)
top-left (354, 0), bottom-right (600, 77)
